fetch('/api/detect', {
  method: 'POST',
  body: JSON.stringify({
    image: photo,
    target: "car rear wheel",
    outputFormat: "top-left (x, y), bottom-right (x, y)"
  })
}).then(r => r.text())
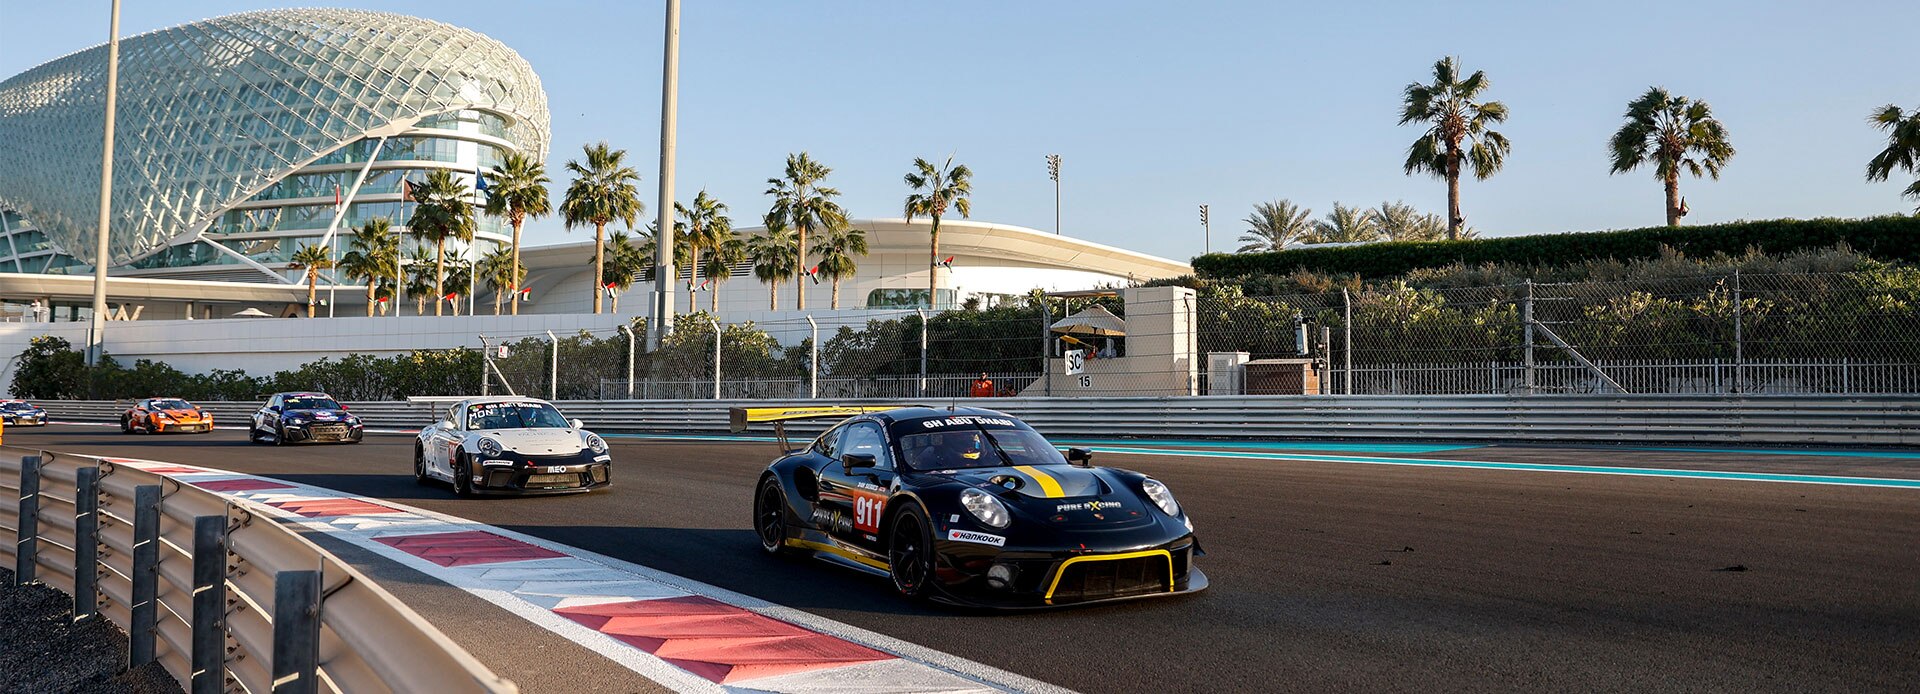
top-left (414, 445), bottom-right (431, 486)
top-left (754, 476), bottom-right (798, 556)
top-left (888, 504), bottom-right (936, 600)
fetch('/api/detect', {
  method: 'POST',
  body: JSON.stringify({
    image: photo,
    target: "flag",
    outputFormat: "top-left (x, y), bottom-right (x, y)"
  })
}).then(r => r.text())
top-left (807, 265), bottom-right (821, 284)
top-left (474, 167), bottom-right (489, 192)
top-left (517, 287), bottom-right (532, 297)
top-left (333, 184), bottom-right (342, 211)
top-left (937, 256), bottom-right (955, 269)
top-left (442, 292), bottom-right (458, 302)
top-left (401, 179), bottom-right (415, 202)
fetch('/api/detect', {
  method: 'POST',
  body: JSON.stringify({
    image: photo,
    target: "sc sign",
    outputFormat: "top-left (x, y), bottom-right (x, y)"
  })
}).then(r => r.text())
top-left (1064, 349), bottom-right (1092, 388)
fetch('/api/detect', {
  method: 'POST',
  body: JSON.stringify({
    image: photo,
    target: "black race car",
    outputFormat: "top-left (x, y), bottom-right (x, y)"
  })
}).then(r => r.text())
top-left (249, 391), bottom-right (364, 444)
top-left (738, 405), bottom-right (1206, 609)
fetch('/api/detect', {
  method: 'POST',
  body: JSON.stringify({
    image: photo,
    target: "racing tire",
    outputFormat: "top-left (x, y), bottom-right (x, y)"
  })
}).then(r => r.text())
top-left (753, 476), bottom-right (799, 557)
top-left (413, 445), bottom-right (431, 486)
top-left (272, 424), bottom-right (287, 446)
top-left (246, 425), bottom-right (263, 444)
top-left (887, 504), bottom-right (937, 600)
top-left (120, 416), bottom-right (133, 434)
top-left (452, 453), bottom-right (476, 498)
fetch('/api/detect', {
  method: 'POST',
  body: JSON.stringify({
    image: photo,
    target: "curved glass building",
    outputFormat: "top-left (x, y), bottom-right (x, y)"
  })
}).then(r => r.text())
top-left (0, 8), bottom-right (549, 283)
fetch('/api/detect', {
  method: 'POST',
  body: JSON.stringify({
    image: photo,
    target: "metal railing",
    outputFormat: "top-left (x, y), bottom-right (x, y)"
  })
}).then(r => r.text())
top-left (36, 394), bottom-right (1920, 446)
top-left (1, 446), bottom-right (516, 694)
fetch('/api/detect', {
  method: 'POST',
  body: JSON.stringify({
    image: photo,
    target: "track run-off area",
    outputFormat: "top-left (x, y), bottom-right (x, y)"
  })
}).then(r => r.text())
top-left (9, 424), bottom-right (1918, 693)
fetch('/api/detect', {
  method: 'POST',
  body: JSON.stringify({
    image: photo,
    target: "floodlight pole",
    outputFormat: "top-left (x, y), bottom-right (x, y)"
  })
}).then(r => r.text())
top-left (649, 0), bottom-right (681, 350)
top-left (86, 0), bottom-right (123, 366)
top-left (1046, 154), bottom-right (1061, 235)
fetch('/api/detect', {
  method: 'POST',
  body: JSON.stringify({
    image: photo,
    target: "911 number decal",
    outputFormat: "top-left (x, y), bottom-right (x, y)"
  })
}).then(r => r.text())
top-left (853, 492), bottom-right (886, 534)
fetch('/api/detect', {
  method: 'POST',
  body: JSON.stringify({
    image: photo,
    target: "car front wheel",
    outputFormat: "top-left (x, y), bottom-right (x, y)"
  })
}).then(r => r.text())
top-left (414, 445), bottom-right (431, 486)
top-left (887, 504), bottom-right (936, 600)
top-left (453, 453), bottom-right (475, 497)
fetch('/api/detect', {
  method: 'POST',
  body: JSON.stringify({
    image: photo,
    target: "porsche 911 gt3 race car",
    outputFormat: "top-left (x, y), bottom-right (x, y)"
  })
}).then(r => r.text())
top-left (740, 405), bottom-right (1206, 608)
top-left (249, 392), bottom-right (363, 444)
top-left (0, 400), bottom-right (48, 427)
top-left (121, 397), bottom-right (213, 434)
top-left (414, 397), bottom-right (612, 496)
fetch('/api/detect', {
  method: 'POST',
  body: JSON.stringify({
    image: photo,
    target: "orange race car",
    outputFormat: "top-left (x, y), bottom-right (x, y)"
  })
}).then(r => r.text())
top-left (121, 397), bottom-right (215, 434)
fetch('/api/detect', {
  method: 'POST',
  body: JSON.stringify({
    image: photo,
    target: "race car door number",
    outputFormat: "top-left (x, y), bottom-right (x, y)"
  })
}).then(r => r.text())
top-left (544, 465), bottom-right (568, 473)
top-left (852, 492), bottom-right (886, 534)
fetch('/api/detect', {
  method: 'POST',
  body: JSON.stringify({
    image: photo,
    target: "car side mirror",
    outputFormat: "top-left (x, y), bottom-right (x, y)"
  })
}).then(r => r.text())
top-left (841, 453), bottom-right (877, 473)
top-left (1065, 447), bottom-right (1094, 467)
top-left (569, 418), bottom-right (585, 430)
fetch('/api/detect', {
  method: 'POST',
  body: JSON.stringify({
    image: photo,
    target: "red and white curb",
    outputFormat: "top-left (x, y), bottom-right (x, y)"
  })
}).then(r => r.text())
top-left (109, 458), bottom-right (1071, 694)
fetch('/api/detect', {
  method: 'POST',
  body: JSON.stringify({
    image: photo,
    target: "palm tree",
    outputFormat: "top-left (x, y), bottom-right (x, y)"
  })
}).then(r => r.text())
top-left (602, 230), bottom-right (652, 313)
top-left (339, 218), bottom-right (399, 316)
top-left (484, 151), bottom-right (551, 315)
top-left (1305, 203), bottom-right (1381, 244)
top-left (765, 153), bottom-right (846, 311)
top-left (701, 236), bottom-right (748, 312)
top-left (748, 224), bottom-right (798, 310)
top-left (1400, 56), bottom-right (1511, 240)
top-left (562, 142), bottom-right (645, 314)
top-left (1866, 103), bottom-right (1920, 211)
top-left (442, 253), bottom-right (473, 316)
top-left (676, 190), bottom-right (733, 314)
top-left (1238, 200), bottom-right (1314, 252)
top-left (903, 156), bottom-right (973, 310)
top-left (1609, 87), bottom-right (1736, 226)
top-left (404, 246), bottom-right (437, 315)
top-left (812, 224), bottom-right (869, 309)
top-left (1374, 201), bottom-right (1448, 242)
top-left (477, 245), bottom-right (524, 316)
top-left (406, 169), bottom-right (475, 316)
top-left (288, 243), bottom-right (334, 318)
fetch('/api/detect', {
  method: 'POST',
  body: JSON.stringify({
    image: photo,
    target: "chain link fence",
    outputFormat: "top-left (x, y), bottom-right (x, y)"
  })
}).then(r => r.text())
top-left (464, 272), bottom-right (1920, 400)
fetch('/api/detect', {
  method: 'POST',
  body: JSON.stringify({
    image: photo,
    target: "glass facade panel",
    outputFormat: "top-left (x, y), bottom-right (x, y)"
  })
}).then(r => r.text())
top-left (866, 288), bottom-right (957, 310)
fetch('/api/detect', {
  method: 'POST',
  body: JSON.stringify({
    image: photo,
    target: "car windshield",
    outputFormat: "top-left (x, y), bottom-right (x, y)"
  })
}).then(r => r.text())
top-left (1, 402), bottom-right (32, 411)
top-left (283, 396), bottom-right (341, 410)
top-left (467, 402), bottom-right (569, 430)
top-left (151, 399), bottom-right (192, 410)
top-left (896, 420), bottom-right (1067, 471)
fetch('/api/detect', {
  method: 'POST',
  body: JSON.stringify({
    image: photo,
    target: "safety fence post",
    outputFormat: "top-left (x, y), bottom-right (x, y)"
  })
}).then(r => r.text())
top-left (1341, 288), bottom-right (1353, 395)
top-left (190, 515), bottom-right (227, 694)
top-left (1523, 280), bottom-right (1536, 396)
top-left (916, 309), bottom-right (929, 397)
top-left (622, 325), bottom-right (637, 399)
top-left (271, 570), bottom-right (322, 694)
top-left (1733, 270), bottom-right (1744, 394)
top-left (74, 464), bottom-right (99, 620)
top-left (1041, 300), bottom-right (1052, 396)
top-left (13, 454), bottom-right (40, 584)
top-left (130, 484), bottom-right (160, 665)
top-left (806, 315), bottom-right (819, 399)
top-left (546, 330), bottom-right (558, 401)
top-left (711, 317), bottom-right (722, 400)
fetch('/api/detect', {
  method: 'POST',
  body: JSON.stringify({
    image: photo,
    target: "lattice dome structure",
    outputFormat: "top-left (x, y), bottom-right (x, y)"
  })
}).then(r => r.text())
top-left (0, 8), bottom-right (550, 267)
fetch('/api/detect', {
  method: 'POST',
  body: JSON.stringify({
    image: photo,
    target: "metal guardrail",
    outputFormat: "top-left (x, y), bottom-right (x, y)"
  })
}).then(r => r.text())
top-left (1, 446), bottom-right (516, 694)
top-left (33, 395), bottom-right (1920, 446)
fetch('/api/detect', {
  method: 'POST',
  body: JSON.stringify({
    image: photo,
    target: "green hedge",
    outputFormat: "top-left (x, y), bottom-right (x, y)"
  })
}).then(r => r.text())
top-left (1192, 215), bottom-right (1920, 279)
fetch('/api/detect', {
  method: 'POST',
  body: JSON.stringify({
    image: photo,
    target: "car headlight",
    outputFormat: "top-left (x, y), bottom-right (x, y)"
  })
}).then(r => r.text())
top-left (154, 412), bottom-right (173, 421)
top-left (1142, 479), bottom-right (1180, 517)
top-left (584, 433), bottom-right (607, 454)
top-left (960, 488), bottom-right (1011, 529)
top-left (478, 438), bottom-right (503, 457)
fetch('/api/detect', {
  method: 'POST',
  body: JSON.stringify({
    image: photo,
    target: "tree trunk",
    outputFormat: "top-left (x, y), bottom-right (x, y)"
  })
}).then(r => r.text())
top-left (1445, 148), bottom-right (1463, 242)
top-left (768, 281), bottom-right (778, 311)
top-left (831, 278), bottom-right (840, 309)
top-left (493, 289), bottom-right (502, 315)
top-left (365, 284), bottom-right (375, 317)
top-left (688, 248), bottom-right (700, 314)
top-left (306, 273), bottom-right (317, 318)
top-left (928, 215), bottom-right (942, 309)
top-left (433, 238), bottom-right (446, 316)
top-left (795, 225), bottom-right (807, 311)
top-left (509, 216), bottom-right (523, 315)
top-left (592, 221), bottom-right (606, 314)
top-left (1665, 173), bottom-right (1682, 227)
top-left (712, 280), bottom-right (720, 312)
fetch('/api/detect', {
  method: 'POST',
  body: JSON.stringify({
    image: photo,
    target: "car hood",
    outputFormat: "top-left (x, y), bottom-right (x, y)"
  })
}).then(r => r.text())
top-left (156, 407), bottom-right (206, 419)
top-left (476, 428), bottom-right (585, 455)
top-left (947, 464), bottom-right (1105, 500)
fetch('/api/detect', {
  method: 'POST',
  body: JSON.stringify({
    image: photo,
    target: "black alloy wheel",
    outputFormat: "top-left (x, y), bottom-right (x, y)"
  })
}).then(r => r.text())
top-left (754, 477), bottom-right (795, 556)
top-left (888, 504), bottom-right (935, 599)
top-left (414, 445), bottom-right (431, 486)
top-left (453, 453), bottom-right (475, 497)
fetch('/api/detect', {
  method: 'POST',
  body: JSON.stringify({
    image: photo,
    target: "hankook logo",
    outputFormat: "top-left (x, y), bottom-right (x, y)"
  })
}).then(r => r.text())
top-left (947, 529), bottom-right (1007, 547)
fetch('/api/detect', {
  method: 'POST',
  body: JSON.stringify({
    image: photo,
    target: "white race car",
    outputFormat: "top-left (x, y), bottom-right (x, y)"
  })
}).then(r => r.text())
top-left (414, 397), bottom-right (613, 496)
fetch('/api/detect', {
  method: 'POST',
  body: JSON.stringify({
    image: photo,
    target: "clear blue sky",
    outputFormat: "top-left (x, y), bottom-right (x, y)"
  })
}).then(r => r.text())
top-left (3, 1), bottom-right (1917, 262)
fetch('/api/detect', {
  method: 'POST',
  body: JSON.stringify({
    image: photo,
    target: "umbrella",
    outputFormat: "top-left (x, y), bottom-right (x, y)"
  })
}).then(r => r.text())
top-left (230, 307), bottom-right (273, 318)
top-left (1049, 305), bottom-right (1127, 336)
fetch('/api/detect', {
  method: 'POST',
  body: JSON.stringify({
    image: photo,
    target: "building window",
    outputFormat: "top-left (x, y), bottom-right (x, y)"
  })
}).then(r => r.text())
top-left (866, 288), bottom-right (956, 310)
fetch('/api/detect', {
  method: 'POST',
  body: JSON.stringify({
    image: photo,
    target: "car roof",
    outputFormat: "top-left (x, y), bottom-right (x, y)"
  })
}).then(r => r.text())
top-left (456, 396), bottom-right (555, 407)
top-left (869, 406), bottom-right (1017, 424)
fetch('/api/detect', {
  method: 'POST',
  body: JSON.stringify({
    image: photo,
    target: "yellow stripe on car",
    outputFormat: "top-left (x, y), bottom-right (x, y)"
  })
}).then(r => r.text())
top-left (1044, 549), bottom-right (1175, 603)
top-left (784, 538), bottom-right (890, 571)
top-left (1013, 465), bottom-right (1067, 498)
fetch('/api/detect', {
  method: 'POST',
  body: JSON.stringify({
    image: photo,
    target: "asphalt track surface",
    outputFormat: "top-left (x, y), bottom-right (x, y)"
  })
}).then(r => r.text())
top-left (11, 424), bottom-right (1920, 693)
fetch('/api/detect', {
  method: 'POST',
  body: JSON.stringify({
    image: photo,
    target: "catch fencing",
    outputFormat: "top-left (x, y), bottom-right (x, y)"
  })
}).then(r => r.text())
top-left (0, 446), bottom-right (515, 694)
top-left (431, 272), bottom-right (1920, 400)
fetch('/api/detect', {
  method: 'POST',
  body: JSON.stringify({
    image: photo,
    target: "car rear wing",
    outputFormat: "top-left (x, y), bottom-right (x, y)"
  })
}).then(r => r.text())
top-left (728, 405), bottom-right (921, 452)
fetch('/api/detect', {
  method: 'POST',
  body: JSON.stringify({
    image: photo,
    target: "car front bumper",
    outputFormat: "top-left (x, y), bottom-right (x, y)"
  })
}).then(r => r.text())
top-left (281, 422), bottom-right (364, 443)
top-left (2, 415), bottom-right (47, 426)
top-left (471, 452), bottom-right (612, 495)
top-left (929, 534), bottom-right (1206, 609)
top-left (152, 419), bottom-right (212, 433)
